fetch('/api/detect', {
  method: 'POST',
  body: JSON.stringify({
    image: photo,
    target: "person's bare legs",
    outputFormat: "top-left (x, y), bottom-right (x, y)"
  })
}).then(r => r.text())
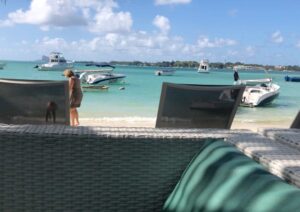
top-left (74, 109), bottom-right (79, 126)
top-left (70, 108), bottom-right (76, 126)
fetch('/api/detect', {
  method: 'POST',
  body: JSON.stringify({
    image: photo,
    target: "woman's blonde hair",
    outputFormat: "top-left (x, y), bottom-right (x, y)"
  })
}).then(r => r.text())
top-left (64, 69), bottom-right (74, 77)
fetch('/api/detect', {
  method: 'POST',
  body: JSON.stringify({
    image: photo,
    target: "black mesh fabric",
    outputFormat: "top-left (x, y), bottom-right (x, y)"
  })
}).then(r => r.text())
top-left (156, 83), bottom-right (245, 129)
top-left (0, 78), bottom-right (69, 125)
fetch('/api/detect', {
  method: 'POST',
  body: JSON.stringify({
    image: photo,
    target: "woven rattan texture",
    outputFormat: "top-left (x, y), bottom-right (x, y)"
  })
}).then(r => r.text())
top-left (0, 130), bottom-right (209, 212)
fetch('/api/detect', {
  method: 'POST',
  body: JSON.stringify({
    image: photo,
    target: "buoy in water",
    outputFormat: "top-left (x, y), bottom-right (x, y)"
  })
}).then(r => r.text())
top-left (119, 87), bottom-right (125, 90)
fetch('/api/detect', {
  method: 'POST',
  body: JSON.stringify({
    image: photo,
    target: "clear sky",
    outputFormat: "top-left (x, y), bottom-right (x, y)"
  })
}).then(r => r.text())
top-left (0, 0), bottom-right (299, 65)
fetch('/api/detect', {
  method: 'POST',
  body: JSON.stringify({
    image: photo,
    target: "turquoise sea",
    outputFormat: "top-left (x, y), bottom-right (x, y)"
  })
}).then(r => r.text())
top-left (1, 61), bottom-right (300, 126)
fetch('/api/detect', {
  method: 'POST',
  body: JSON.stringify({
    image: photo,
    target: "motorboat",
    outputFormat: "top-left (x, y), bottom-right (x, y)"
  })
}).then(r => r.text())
top-left (198, 59), bottom-right (209, 73)
top-left (0, 62), bottom-right (6, 69)
top-left (81, 85), bottom-right (109, 91)
top-left (38, 52), bottom-right (74, 71)
top-left (238, 78), bottom-right (272, 86)
top-left (75, 62), bottom-right (125, 86)
top-left (84, 62), bottom-right (115, 73)
top-left (79, 72), bottom-right (126, 85)
top-left (238, 79), bottom-right (280, 107)
top-left (74, 62), bottom-right (115, 76)
top-left (155, 69), bottom-right (175, 76)
top-left (285, 75), bottom-right (300, 82)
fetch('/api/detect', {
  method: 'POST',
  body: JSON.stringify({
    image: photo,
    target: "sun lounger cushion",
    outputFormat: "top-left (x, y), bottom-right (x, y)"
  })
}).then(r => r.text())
top-left (163, 140), bottom-right (300, 212)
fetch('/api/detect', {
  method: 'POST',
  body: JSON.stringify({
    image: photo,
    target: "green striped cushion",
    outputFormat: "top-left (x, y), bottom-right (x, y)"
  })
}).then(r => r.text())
top-left (163, 140), bottom-right (300, 212)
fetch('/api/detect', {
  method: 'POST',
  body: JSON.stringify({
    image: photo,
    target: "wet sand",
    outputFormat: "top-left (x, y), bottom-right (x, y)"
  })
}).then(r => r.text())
top-left (80, 118), bottom-right (290, 132)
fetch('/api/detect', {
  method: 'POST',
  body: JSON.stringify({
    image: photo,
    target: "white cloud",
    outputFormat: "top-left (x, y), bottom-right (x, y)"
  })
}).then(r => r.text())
top-left (25, 32), bottom-right (240, 62)
top-left (155, 0), bottom-right (191, 5)
top-left (228, 9), bottom-right (238, 17)
top-left (271, 31), bottom-right (283, 43)
top-left (245, 46), bottom-right (255, 56)
top-left (89, 7), bottom-right (132, 34)
top-left (228, 50), bottom-right (238, 56)
top-left (196, 36), bottom-right (237, 48)
top-left (35, 37), bottom-right (69, 51)
top-left (0, 19), bottom-right (13, 27)
top-left (7, 0), bottom-right (86, 27)
top-left (0, 0), bottom-right (132, 33)
top-left (153, 15), bottom-right (170, 34)
top-left (296, 41), bottom-right (300, 48)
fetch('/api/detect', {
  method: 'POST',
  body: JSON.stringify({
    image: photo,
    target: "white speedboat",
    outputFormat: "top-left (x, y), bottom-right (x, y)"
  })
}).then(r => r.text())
top-left (84, 62), bottom-right (115, 72)
top-left (198, 59), bottom-right (209, 73)
top-left (38, 52), bottom-right (73, 71)
top-left (239, 79), bottom-right (280, 107)
top-left (80, 72), bottom-right (126, 85)
top-left (75, 62), bottom-right (115, 76)
top-left (0, 62), bottom-right (6, 69)
top-left (155, 69), bottom-right (175, 76)
top-left (75, 62), bottom-right (125, 86)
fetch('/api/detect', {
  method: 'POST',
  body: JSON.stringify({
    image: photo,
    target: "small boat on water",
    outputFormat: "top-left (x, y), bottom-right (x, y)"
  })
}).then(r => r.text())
top-left (38, 52), bottom-right (74, 71)
top-left (84, 62), bottom-right (115, 72)
top-left (238, 79), bottom-right (280, 107)
top-left (81, 85), bottom-right (109, 91)
top-left (81, 73), bottom-right (126, 85)
top-left (75, 62), bottom-right (125, 86)
top-left (285, 75), bottom-right (300, 82)
top-left (155, 69), bottom-right (175, 76)
top-left (0, 62), bottom-right (6, 69)
top-left (197, 59), bottom-right (209, 73)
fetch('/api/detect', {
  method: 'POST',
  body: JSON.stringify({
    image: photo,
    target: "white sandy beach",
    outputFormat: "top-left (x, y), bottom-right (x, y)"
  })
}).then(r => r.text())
top-left (80, 117), bottom-right (291, 132)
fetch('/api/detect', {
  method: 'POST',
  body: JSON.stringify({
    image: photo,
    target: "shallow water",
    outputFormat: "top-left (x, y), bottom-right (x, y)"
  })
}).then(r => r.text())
top-left (1, 61), bottom-right (300, 125)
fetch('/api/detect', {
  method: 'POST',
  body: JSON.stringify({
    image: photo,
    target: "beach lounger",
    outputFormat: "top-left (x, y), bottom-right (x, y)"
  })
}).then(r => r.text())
top-left (259, 110), bottom-right (300, 152)
top-left (156, 82), bottom-right (245, 129)
top-left (290, 110), bottom-right (300, 129)
top-left (0, 78), bottom-right (69, 125)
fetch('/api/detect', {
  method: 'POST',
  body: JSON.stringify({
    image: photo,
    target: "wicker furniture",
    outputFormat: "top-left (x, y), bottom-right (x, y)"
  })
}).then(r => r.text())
top-left (0, 125), bottom-right (215, 211)
top-left (0, 125), bottom-right (300, 211)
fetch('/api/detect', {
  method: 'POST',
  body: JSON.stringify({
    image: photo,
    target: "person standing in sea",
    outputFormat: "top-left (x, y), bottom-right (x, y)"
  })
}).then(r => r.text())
top-left (233, 68), bottom-right (240, 85)
top-left (64, 69), bottom-right (83, 126)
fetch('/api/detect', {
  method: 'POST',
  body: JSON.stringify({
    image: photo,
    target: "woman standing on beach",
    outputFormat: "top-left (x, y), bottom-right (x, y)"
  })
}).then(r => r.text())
top-left (64, 69), bottom-right (83, 126)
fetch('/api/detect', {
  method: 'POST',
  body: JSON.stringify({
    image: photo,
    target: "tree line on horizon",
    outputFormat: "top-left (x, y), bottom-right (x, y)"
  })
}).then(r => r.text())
top-left (108, 60), bottom-right (300, 71)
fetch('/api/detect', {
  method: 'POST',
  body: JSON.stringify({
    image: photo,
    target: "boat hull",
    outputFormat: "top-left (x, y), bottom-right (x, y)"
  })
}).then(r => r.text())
top-left (38, 64), bottom-right (74, 71)
top-left (82, 73), bottom-right (126, 85)
top-left (197, 70), bottom-right (209, 73)
top-left (155, 70), bottom-right (175, 76)
top-left (240, 83), bottom-right (280, 107)
top-left (285, 76), bottom-right (300, 82)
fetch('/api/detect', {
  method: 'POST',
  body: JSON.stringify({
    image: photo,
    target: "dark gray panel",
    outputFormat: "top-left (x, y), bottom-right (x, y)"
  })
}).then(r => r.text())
top-left (0, 78), bottom-right (69, 125)
top-left (291, 111), bottom-right (300, 129)
top-left (156, 83), bottom-right (245, 129)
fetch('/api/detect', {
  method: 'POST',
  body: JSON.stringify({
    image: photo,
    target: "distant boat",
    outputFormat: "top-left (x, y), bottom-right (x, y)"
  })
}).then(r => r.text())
top-left (155, 69), bottom-right (175, 76)
top-left (0, 62), bottom-right (6, 69)
top-left (198, 59), bottom-right (209, 73)
top-left (285, 75), bottom-right (300, 82)
top-left (38, 52), bottom-right (74, 71)
top-left (75, 62), bottom-right (115, 75)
